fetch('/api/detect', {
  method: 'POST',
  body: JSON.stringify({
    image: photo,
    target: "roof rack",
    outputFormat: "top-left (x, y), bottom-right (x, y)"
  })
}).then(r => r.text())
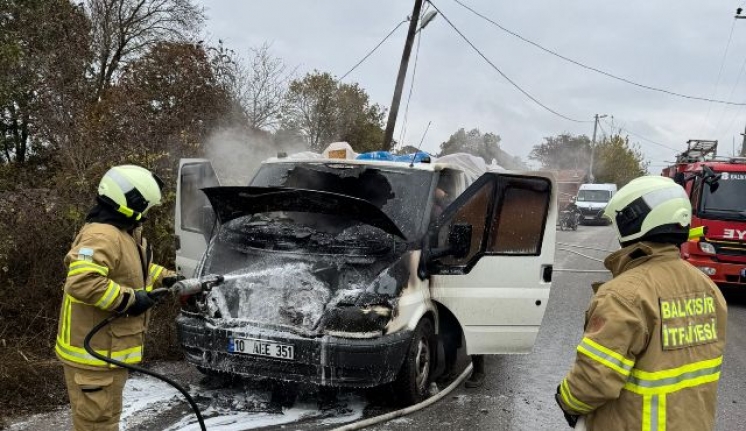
top-left (704, 155), bottom-right (746, 164)
top-left (676, 140), bottom-right (718, 164)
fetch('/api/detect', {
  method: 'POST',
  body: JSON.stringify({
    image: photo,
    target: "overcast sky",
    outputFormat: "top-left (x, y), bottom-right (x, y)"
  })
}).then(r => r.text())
top-left (197, 0), bottom-right (746, 171)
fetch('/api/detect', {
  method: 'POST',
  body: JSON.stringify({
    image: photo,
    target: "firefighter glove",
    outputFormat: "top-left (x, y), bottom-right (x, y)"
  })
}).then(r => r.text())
top-left (555, 385), bottom-right (579, 428)
top-left (162, 275), bottom-right (186, 288)
top-left (126, 290), bottom-right (157, 317)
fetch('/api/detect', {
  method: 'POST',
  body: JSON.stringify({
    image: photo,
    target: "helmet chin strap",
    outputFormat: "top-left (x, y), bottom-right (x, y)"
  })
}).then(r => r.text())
top-left (98, 196), bottom-right (143, 221)
top-left (115, 204), bottom-right (143, 221)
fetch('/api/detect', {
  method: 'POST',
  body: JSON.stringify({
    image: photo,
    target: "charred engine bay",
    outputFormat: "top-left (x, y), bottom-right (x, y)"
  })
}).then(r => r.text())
top-left (195, 218), bottom-right (412, 336)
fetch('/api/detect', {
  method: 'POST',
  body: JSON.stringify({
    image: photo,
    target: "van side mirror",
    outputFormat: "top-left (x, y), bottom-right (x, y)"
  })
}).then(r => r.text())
top-left (448, 223), bottom-right (472, 259)
top-left (673, 172), bottom-right (686, 186)
top-left (430, 223), bottom-right (472, 260)
top-left (702, 166), bottom-right (721, 193)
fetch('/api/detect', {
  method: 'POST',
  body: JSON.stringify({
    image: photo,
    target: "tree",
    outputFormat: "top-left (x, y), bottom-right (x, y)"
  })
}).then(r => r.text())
top-left (438, 128), bottom-right (526, 169)
top-left (74, 42), bottom-right (235, 172)
top-left (228, 43), bottom-right (292, 131)
top-left (529, 133), bottom-right (591, 171)
top-left (0, 0), bottom-right (90, 167)
top-left (281, 71), bottom-right (385, 152)
top-left (86, 0), bottom-right (205, 99)
top-left (592, 134), bottom-right (648, 186)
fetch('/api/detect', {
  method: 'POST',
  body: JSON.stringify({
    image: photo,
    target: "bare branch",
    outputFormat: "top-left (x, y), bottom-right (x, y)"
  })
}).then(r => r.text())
top-left (214, 43), bottom-right (292, 131)
top-left (87, 0), bottom-right (205, 98)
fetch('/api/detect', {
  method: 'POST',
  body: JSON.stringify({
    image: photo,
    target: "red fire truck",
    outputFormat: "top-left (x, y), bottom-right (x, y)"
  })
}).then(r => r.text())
top-left (662, 139), bottom-right (746, 289)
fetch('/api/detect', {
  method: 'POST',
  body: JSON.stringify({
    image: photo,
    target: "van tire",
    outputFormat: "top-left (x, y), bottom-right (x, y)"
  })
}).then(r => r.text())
top-left (393, 318), bottom-right (434, 406)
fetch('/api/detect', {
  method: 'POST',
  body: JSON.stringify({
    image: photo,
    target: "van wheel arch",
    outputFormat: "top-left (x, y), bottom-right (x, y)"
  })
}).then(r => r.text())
top-left (434, 302), bottom-right (464, 377)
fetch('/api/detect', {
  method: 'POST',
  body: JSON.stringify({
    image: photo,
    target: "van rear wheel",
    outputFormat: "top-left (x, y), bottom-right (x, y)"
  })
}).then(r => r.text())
top-left (392, 318), bottom-right (434, 406)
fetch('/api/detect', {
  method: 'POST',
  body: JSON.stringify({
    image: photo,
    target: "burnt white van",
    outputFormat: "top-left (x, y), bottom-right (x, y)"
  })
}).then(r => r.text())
top-left (175, 145), bottom-right (557, 404)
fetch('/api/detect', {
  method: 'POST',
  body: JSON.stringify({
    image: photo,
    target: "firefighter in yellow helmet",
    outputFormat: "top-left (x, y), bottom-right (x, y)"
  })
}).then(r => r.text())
top-left (555, 176), bottom-right (727, 431)
top-left (56, 165), bottom-right (183, 431)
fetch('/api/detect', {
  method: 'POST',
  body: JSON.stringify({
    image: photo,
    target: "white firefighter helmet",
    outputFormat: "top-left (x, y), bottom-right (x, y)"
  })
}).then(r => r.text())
top-left (603, 176), bottom-right (691, 244)
top-left (98, 165), bottom-right (164, 220)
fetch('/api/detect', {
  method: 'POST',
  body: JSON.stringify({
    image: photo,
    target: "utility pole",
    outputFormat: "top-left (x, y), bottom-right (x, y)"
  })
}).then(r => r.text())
top-left (589, 114), bottom-right (607, 183)
top-left (383, 0), bottom-right (424, 150)
top-left (736, 9), bottom-right (746, 156)
top-left (589, 114), bottom-right (599, 183)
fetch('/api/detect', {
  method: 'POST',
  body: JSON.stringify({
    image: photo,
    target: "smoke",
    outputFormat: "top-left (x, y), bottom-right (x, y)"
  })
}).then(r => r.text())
top-left (204, 126), bottom-right (308, 185)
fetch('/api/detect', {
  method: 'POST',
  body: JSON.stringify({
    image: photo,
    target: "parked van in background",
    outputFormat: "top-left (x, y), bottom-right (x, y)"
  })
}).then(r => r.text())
top-left (575, 183), bottom-right (617, 224)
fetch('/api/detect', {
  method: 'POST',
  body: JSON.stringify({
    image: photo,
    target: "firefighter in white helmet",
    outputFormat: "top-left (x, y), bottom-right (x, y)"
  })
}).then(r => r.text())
top-left (555, 176), bottom-right (727, 431)
top-left (56, 165), bottom-right (182, 431)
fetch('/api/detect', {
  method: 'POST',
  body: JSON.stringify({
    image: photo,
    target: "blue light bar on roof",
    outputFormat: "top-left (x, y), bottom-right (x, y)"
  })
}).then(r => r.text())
top-left (356, 151), bottom-right (431, 163)
top-left (356, 151), bottom-right (394, 161)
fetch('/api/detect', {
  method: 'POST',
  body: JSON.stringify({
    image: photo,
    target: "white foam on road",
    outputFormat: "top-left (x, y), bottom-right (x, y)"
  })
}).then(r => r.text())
top-left (120, 375), bottom-right (182, 429)
top-left (164, 397), bottom-right (366, 431)
top-left (9, 373), bottom-right (366, 430)
top-left (117, 374), bottom-right (366, 431)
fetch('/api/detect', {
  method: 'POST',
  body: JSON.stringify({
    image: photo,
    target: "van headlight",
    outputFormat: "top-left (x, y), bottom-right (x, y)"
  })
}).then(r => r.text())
top-left (321, 305), bottom-right (393, 334)
top-left (699, 242), bottom-right (716, 255)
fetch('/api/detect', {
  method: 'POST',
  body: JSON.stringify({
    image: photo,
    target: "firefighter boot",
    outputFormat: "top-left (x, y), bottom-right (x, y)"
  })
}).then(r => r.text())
top-left (465, 355), bottom-right (485, 388)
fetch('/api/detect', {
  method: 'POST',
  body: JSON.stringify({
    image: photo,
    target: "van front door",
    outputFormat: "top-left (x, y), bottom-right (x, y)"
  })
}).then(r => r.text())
top-left (429, 172), bottom-right (557, 354)
top-left (175, 159), bottom-right (219, 277)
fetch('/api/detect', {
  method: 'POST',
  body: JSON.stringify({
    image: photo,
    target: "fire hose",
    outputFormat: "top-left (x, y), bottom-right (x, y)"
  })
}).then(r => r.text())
top-left (83, 275), bottom-right (224, 431)
top-left (83, 274), bottom-right (483, 430)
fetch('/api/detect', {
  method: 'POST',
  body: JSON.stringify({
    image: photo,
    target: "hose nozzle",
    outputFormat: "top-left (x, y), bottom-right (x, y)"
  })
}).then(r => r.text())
top-left (171, 274), bottom-right (225, 296)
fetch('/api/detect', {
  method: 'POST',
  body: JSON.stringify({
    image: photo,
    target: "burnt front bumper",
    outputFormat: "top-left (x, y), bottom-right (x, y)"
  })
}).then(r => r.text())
top-left (176, 314), bottom-right (412, 388)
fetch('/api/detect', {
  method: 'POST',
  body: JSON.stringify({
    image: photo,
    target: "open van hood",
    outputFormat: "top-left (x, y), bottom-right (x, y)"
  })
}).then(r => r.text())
top-left (203, 186), bottom-right (406, 239)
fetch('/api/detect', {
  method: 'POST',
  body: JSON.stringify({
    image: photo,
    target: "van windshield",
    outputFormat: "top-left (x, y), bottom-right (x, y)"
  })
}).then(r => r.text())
top-left (577, 190), bottom-right (611, 203)
top-left (700, 172), bottom-right (746, 220)
top-left (250, 162), bottom-right (434, 239)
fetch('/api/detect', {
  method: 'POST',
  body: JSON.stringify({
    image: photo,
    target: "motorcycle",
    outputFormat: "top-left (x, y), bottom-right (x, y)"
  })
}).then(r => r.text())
top-left (559, 207), bottom-right (580, 231)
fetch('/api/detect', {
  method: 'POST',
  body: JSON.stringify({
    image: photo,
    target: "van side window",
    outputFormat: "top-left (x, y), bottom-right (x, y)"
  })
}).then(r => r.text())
top-left (437, 181), bottom-right (495, 266)
top-left (488, 184), bottom-right (550, 255)
top-left (430, 174), bottom-right (551, 275)
top-left (431, 170), bottom-right (462, 221)
top-left (180, 163), bottom-right (218, 233)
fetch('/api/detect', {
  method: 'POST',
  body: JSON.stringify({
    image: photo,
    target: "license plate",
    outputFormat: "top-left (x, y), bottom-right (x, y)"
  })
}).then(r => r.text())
top-left (584, 216), bottom-right (595, 220)
top-left (228, 338), bottom-right (295, 360)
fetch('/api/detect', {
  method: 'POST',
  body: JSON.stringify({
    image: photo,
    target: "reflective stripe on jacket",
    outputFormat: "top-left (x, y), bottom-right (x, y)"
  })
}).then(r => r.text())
top-left (558, 242), bottom-right (727, 431)
top-left (55, 223), bottom-right (174, 369)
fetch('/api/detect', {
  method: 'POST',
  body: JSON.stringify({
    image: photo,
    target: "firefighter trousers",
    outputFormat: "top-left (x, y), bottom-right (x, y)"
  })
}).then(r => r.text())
top-left (63, 364), bottom-right (128, 431)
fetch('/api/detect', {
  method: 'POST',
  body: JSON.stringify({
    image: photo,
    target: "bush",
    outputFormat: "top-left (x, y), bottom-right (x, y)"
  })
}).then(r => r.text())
top-left (0, 187), bottom-right (183, 422)
top-left (0, 189), bottom-right (78, 419)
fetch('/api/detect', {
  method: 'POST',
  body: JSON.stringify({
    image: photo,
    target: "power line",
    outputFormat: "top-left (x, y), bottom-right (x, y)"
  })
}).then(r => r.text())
top-left (723, 104), bottom-right (746, 138)
top-left (602, 118), bottom-right (679, 152)
top-left (451, 0), bottom-right (746, 106)
top-left (716, 51), bottom-right (746, 135)
top-left (398, 5), bottom-right (428, 147)
top-left (699, 18), bottom-right (737, 135)
top-left (713, 53), bottom-right (746, 133)
top-left (427, 1), bottom-right (591, 123)
top-left (597, 121), bottom-right (608, 140)
top-left (340, 19), bottom-right (408, 81)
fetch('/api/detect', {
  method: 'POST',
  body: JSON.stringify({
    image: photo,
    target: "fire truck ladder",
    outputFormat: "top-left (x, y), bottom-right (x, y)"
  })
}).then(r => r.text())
top-left (676, 140), bottom-right (718, 164)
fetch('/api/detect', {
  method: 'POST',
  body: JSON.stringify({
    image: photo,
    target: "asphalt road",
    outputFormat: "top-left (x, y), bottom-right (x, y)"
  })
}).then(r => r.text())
top-left (363, 224), bottom-right (746, 431)
top-left (9, 225), bottom-right (746, 430)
